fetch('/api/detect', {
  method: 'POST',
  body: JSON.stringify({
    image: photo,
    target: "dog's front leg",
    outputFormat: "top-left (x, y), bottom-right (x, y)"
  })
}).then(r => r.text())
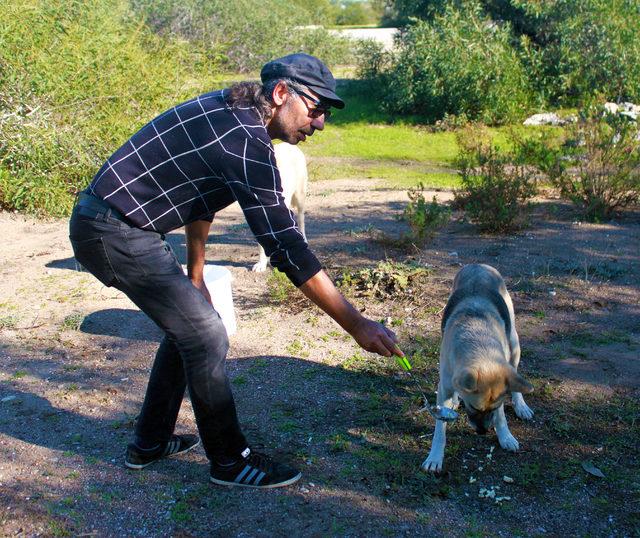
top-left (493, 404), bottom-right (519, 451)
top-left (421, 384), bottom-right (455, 473)
top-left (507, 326), bottom-right (534, 420)
top-left (422, 420), bottom-right (447, 473)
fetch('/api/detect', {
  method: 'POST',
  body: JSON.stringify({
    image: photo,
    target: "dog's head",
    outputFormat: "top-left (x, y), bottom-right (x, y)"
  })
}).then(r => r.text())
top-left (453, 364), bottom-right (534, 435)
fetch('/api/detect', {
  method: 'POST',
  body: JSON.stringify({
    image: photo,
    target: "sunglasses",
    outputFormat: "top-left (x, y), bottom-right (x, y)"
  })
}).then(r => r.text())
top-left (296, 89), bottom-right (332, 119)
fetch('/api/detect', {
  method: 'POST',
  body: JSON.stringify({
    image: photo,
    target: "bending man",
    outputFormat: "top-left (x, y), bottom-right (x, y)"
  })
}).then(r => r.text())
top-left (69, 53), bottom-right (402, 489)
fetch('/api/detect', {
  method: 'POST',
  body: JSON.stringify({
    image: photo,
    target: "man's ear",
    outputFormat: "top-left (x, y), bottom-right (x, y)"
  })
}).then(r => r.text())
top-left (507, 367), bottom-right (534, 394)
top-left (271, 81), bottom-right (291, 107)
top-left (453, 368), bottom-right (478, 393)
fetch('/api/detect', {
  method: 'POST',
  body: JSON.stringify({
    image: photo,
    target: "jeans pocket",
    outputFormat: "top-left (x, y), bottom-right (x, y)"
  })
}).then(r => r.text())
top-left (124, 229), bottom-right (182, 277)
top-left (69, 236), bottom-right (118, 287)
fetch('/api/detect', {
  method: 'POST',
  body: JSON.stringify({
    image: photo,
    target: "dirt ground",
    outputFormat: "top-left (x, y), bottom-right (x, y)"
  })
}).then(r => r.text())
top-left (0, 177), bottom-right (638, 537)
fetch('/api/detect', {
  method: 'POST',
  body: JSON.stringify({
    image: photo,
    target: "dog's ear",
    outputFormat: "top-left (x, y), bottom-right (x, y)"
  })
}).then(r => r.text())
top-left (454, 368), bottom-right (478, 393)
top-left (506, 367), bottom-right (534, 394)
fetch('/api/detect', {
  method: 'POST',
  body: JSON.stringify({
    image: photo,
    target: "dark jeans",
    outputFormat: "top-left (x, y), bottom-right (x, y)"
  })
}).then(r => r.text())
top-left (69, 202), bottom-right (247, 461)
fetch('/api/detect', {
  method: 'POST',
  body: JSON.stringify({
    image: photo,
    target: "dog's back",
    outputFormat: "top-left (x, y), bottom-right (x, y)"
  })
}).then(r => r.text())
top-left (274, 142), bottom-right (307, 210)
top-left (441, 264), bottom-right (515, 365)
top-left (442, 264), bottom-right (511, 333)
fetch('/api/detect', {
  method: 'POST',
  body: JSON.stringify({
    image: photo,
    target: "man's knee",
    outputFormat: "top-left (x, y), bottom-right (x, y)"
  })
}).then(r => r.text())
top-left (177, 311), bottom-right (229, 360)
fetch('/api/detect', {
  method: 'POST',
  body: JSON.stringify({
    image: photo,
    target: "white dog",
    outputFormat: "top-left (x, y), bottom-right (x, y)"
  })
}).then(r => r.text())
top-left (422, 264), bottom-right (534, 473)
top-left (252, 142), bottom-right (308, 272)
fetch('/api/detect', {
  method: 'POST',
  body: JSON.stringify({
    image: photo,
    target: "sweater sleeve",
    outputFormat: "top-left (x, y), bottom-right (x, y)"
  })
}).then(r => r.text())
top-left (216, 114), bottom-right (322, 286)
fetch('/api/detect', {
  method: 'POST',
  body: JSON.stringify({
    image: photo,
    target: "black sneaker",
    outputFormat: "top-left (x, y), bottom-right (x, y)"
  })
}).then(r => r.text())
top-left (210, 447), bottom-right (302, 489)
top-left (125, 434), bottom-right (200, 469)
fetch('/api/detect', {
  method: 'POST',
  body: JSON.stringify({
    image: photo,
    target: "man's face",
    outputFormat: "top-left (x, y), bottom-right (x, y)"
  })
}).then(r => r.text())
top-left (268, 85), bottom-right (329, 144)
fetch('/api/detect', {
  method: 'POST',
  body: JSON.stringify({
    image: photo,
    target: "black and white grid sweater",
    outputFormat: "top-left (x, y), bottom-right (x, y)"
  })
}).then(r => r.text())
top-left (88, 89), bottom-right (321, 286)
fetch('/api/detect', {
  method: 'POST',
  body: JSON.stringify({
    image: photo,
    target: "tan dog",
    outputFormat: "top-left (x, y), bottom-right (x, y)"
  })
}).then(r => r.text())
top-left (251, 142), bottom-right (307, 272)
top-left (422, 264), bottom-right (534, 473)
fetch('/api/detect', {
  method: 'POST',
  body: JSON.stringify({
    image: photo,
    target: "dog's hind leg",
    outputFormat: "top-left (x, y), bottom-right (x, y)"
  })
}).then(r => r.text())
top-left (421, 383), bottom-right (455, 473)
top-left (494, 404), bottom-right (520, 451)
top-left (292, 194), bottom-right (306, 242)
top-left (252, 244), bottom-right (269, 272)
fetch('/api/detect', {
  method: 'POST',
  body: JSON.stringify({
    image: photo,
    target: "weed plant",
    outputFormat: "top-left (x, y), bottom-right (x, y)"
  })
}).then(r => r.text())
top-left (336, 261), bottom-right (428, 299)
top-left (402, 182), bottom-right (451, 243)
top-left (454, 125), bottom-right (538, 233)
top-left (266, 269), bottom-right (295, 303)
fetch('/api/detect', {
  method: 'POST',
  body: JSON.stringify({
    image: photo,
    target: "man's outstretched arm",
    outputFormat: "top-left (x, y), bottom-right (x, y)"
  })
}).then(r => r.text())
top-left (299, 270), bottom-right (403, 358)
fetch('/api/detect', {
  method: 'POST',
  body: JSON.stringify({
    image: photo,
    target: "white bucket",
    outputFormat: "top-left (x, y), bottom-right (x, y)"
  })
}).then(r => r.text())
top-left (183, 265), bottom-right (237, 336)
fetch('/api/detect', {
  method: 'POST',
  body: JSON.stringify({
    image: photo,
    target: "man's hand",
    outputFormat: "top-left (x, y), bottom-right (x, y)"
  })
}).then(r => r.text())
top-left (349, 317), bottom-right (404, 358)
top-left (191, 277), bottom-right (212, 306)
top-left (299, 270), bottom-right (404, 358)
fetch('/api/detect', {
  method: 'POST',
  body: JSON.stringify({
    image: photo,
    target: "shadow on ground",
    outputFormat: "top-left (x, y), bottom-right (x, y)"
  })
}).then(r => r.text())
top-left (1, 344), bottom-right (638, 536)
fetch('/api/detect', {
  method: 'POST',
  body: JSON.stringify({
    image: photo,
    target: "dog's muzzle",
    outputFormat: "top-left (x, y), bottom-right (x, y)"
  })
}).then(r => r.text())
top-left (464, 403), bottom-right (494, 435)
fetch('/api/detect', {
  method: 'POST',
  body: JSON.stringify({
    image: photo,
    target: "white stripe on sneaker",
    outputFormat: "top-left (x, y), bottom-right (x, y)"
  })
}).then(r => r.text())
top-left (253, 471), bottom-right (266, 486)
top-left (244, 468), bottom-right (259, 484)
top-left (234, 465), bottom-right (252, 483)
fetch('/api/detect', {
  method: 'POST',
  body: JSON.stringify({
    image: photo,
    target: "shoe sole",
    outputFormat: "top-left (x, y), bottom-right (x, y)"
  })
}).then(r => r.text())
top-left (209, 471), bottom-right (302, 489)
top-left (125, 439), bottom-right (201, 470)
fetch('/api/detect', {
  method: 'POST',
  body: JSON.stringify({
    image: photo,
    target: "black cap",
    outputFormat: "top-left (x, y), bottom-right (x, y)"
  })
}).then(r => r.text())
top-left (260, 53), bottom-right (345, 109)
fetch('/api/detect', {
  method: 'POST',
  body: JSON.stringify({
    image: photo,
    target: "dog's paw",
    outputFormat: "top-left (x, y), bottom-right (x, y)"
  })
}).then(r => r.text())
top-left (498, 431), bottom-right (520, 452)
top-left (251, 261), bottom-right (268, 272)
top-left (421, 455), bottom-right (444, 473)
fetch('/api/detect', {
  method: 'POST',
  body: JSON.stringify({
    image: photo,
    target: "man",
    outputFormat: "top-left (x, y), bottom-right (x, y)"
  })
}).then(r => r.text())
top-left (69, 53), bottom-right (402, 489)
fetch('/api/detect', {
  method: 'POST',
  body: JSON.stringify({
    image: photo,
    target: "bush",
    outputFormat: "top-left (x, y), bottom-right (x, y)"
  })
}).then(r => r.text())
top-left (454, 125), bottom-right (538, 232)
top-left (535, 106), bottom-right (640, 221)
top-left (374, 0), bottom-right (640, 114)
top-left (524, 1), bottom-right (640, 105)
top-left (131, 0), bottom-right (354, 72)
top-left (335, 2), bottom-right (375, 26)
top-left (402, 183), bottom-right (451, 242)
top-left (367, 1), bottom-right (534, 124)
top-left (0, 0), bottom-right (234, 215)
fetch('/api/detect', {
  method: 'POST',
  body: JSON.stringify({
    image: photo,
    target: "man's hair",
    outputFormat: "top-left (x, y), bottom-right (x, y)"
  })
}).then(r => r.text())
top-left (225, 78), bottom-right (306, 122)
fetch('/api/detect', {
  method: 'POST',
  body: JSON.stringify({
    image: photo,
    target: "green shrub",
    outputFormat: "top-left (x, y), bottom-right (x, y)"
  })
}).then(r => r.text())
top-left (0, 0), bottom-right (227, 215)
top-left (402, 182), bottom-right (451, 242)
top-left (131, 0), bottom-right (354, 73)
top-left (533, 106), bottom-right (640, 221)
top-left (454, 125), bottom-right (538, 232)
top-left (368, 1), bottom-right (534, 124)
top-left (512, 1), bottom-right (640, 105)
top-left (378, 0), bottom-right (640, 112)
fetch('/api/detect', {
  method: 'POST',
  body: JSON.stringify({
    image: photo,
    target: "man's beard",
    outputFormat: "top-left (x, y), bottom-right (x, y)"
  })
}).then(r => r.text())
top-left (270, 99), bottom-right (309, 144)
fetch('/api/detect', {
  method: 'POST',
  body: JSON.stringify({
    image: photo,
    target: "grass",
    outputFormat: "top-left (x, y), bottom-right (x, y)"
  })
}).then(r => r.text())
top-left (266, 269), bottom-right (295, 303)
top-left (302, 81), bottom-right (555, 189)
top-left (60, 312), bottom-right (84, 331)
top-left (0, 315), bottom-right (19, 329)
